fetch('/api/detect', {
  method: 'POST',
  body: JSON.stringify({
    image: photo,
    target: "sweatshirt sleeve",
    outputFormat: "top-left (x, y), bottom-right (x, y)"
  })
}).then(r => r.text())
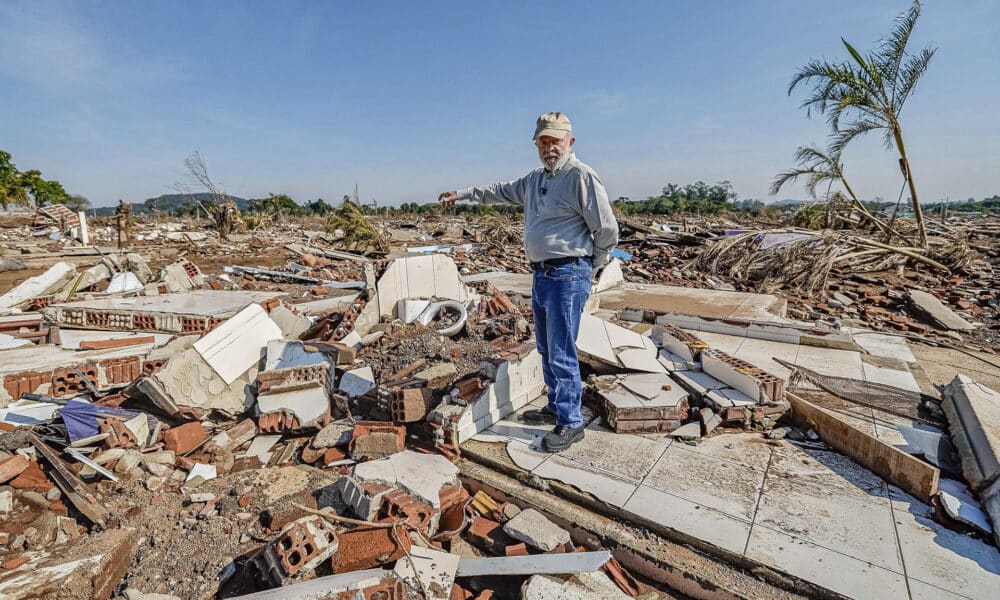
top-left (575, 170), bottom-right (619, 268)
top-left (455, 176), bottom-right (528, 207)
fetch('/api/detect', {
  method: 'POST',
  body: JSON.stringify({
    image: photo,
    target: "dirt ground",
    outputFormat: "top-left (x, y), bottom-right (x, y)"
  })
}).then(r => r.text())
top-left (911, 341), bottom-right (1000, 390)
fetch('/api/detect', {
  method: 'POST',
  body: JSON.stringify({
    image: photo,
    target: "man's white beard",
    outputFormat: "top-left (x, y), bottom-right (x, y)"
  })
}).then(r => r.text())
top-left (542, 152), bottom-right (570, 172)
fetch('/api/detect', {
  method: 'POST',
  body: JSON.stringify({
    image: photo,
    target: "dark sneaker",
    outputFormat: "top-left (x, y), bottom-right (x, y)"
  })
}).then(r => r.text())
top-left (541, 425), bottom-right (585, 452)
top-left (521, 407), bottom-right (557, 425)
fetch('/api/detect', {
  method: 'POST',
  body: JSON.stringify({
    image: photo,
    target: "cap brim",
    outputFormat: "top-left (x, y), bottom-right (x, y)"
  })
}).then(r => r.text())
top-left (533, 128), bottom-right (571, 140)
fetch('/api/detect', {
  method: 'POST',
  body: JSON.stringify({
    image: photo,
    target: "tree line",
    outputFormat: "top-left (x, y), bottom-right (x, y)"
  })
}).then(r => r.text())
top-left (0, 150), bottom-right (89, 212)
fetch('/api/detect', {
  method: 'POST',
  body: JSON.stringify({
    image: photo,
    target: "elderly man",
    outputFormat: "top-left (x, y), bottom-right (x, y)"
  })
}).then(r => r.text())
top-left (439, 112), bottom-right (618, 451)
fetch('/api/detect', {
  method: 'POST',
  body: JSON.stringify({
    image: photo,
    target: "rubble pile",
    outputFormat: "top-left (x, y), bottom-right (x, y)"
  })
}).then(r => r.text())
top-left (1, 208), bottom-right (998, 599)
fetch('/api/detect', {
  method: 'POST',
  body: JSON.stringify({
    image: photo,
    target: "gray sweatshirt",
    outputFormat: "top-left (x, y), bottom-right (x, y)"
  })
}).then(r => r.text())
top-left (456, 153), bottom-right (619, 268)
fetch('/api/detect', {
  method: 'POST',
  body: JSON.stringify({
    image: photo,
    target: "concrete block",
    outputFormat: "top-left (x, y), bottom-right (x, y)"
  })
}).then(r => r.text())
top-left (311, 419), bottom-right (354, 449)
top-left (350, 450), bottom-right (459, 508)
top-left (0, 528), bottom-right (138, 600)
top-left (502, 508), bottom-right (570, 552)
top-left (522, 571), bottom-right (631, 599)
top-left (0, 262), bottom-right (76, 311)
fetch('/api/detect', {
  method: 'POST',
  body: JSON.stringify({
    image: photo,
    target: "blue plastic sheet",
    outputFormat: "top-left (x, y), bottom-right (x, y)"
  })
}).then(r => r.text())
top-left (58, 400), bottom-right (146, 443)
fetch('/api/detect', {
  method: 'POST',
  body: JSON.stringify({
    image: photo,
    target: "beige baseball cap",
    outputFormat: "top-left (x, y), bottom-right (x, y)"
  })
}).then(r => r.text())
top-left (533, 112), bottom-right (572, 140)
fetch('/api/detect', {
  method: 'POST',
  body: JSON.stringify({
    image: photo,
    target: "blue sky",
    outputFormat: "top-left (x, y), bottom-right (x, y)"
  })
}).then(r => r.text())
top-left (1, 1), bottom-right (997, 208)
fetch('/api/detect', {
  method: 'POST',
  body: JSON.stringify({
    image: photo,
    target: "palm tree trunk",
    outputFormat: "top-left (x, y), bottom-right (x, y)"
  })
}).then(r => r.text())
top-left (893, 127), bottom-right (928, 248)
top-left (839, 176), bottom-right (895, 236)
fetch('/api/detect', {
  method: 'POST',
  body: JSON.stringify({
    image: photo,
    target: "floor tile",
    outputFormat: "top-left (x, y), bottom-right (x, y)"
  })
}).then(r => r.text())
top-left (555, 422), bottom-right (668, 483)
top-left (893, 509), bottom-right (1000, 599)
top-left (670, 432), bottom-right (773, 472)
top-left (756, 471), bottom-right (903, 572)
top-left (794, 344), bottom-right (865, 379)
top-left (643, 445), bottom-right (765, 521)
top-left (623, 485), bottom-right (751, 555)
top-left (505, 440), bottom-right (550, 471)
top-left (732, 338), bottom-right (800, 378)
top-left (861, 362), bottom-right (921, 392)
top-left (532, 453), bottom-right (638, 508)
top-left (906, 577), bottom-right (972, 600)
top-left (745, 524), bottom-right (909, 600)
top-left (767, 443), bottom-right (890, 503)
top-left (690, 331), bottom-right (744, 354)
top-left (851, 330), bottom-right (917, 363)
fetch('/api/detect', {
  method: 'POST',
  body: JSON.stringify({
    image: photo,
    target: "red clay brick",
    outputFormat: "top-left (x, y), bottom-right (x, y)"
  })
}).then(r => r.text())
top-left (8, 461), bottom-right (46, 489)
top-left (0, 455), bottom-right (29, 484)
top-left (331, 526), bottom-right (410, 573)
top-left (2, 555), bottom-right (29, 570)
top-left (162, 421), bottom-right (207, 455)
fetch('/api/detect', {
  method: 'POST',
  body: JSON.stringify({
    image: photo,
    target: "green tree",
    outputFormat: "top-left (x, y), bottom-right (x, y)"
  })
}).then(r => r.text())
top-left (18, 169), bottom-right (70, 207)
top-left (0, 151), bottom-right (30, 210)
top-left (788, 0), bottom-right (935, 246)
top-left (249, 193), bottom-right (300, 216)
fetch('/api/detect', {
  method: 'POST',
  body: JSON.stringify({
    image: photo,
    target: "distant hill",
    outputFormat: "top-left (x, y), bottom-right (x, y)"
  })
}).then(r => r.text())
top-left (89, 193), bottom-right (249, 217)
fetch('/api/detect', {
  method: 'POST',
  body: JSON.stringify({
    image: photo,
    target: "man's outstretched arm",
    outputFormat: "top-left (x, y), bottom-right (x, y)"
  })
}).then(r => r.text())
top-left (439, 177), bottom-right (528, 208)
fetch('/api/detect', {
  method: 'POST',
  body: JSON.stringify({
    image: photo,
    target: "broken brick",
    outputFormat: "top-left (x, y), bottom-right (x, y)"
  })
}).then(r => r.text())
top-left (163, 421), bottom-right (207, 455)
top-left (331, 525), bottom-right (411, 573)
top-left (0, 455), bottom-right (29, 484)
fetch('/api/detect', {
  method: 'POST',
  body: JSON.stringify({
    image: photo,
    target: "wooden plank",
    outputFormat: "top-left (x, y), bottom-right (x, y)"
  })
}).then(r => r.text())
top-left (787, 392), bottom-right (939, 503)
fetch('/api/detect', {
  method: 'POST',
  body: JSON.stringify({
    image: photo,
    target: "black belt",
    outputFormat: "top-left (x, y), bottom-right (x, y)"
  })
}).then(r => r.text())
top-left (531, 256), bottom-right (590, 270)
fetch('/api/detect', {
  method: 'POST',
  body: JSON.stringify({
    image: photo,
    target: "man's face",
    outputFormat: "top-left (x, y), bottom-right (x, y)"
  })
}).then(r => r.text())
top-left (535, 135), bottom-right (575, 170)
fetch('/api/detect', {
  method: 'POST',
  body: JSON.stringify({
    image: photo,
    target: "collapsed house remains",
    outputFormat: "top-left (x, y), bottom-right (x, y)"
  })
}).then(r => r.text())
top-left (0, 210), bottom-right (997, 600)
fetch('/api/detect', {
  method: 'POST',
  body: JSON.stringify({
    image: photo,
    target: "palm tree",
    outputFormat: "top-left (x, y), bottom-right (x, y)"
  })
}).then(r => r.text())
top-left (788, 0), bottom-right (935, 247)
top-left (770, 144), bottom-right (896, 238)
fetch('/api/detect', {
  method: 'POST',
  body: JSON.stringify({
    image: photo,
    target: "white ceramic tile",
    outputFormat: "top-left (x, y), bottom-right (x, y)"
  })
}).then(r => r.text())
top-left (794, 345), bottom-right (865, 380)
top-left (893, 509), bottom-right (1000, 599)
top-left (556, 422), bottom-right (668, 483)
top-left (623, 485), bottom-right (751, 556)
top-left (732, 338), bottom-right (800, 378)
top-left (745, 524), bottom-right (909, 600)
top-left (532, 454), bottom-right (638, 508)
top-left (767, 443), bottom-right (890, 502)
top-left (643, 445), bottom-right (765, 521)
top-left (862, 362), bottom-right (921, 392)
top-left (906, 577), bottom-right (971, 600)
top-left (505, 440), bottom-right (550, 471)
top-left (852, 331), bottom-right (917, 363)
top-left (691, 330), bottom-right (745, 354)
top-left (576, 314), bottom-right (618, 365)
top-left (668, 432), bottom-right (773, 472)
top-left (755, 471), bottom-right (903, 572)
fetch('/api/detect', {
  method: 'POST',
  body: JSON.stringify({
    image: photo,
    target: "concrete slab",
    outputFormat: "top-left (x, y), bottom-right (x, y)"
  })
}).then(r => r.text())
top-left (521, 571), bottom-right (631, 600)
top-left (744, 523), bottom-right (909, 600)
top-left (755, 470), bottom-right (902, 572)
top-left (599, 283), bottom-right (784, 321)
top-left (644, 444), bottom-right (764, 521)
top-left (533, 453), bottom-right (638, 508)
top-left (623, 485), bottom-right (751, 555)
top-left (861, 361), bottom-right (921, 392)
top-left (767, 444), bottom-right (890, 502)
top-left (350, 450), bottom-right (458, 508)
top-left (505, 440), bottom-right (550, 471)
top-left (893, 509), bottom-right (1000, 598)
top-left (555, 422), bottom-right (668, 484)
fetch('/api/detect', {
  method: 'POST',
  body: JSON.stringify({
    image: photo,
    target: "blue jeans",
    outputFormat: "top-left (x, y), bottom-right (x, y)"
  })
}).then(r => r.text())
top-left (531, 258), bottom-right (592, 428)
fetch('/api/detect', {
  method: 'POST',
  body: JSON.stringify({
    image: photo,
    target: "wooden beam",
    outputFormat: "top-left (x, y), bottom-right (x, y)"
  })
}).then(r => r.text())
top-left (787, 392), bottom-right (939, 503)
